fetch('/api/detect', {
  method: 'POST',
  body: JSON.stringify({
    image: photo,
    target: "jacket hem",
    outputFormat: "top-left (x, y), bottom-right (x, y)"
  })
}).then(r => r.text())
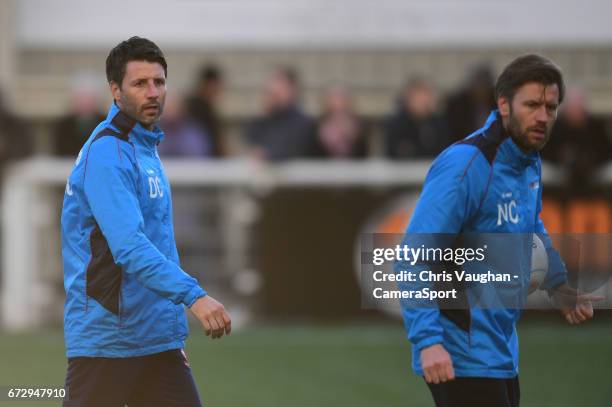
top-left (66, 340), bottom-right (185, 358)
top-left (413, 366), bottom-right (518, 379)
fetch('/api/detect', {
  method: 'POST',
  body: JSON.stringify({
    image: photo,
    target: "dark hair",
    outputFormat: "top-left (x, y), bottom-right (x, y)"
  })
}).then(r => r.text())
top-left (495, 54), bottom-right (565, 104)
top-left (404, 76), bottom-right (431, 93)
top-left (198, 64), bottom-right (222, 83)
top-left (276, 66), bottom-right (299, 89)
top-left (106, 36), bottom-right (167, 85)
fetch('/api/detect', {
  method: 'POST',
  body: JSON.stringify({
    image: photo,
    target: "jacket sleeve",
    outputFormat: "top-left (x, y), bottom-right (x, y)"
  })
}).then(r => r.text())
top-left (83, 137), bottom-right (206, 307)
top-left (397, 145), bottom-right (487, 351)
top-left (534, 169), bottom-right (568, 291)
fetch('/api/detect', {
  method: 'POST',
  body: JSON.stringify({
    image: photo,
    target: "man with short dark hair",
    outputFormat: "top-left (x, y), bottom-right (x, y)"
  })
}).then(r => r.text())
top-left (397, 54), bottom-right (601, 407)
top-left (385, 77), bottom-right (450, 159)
top-left (61, 36), bottom-right (230, 407)
top-left (246, 66), bottom-right (316, 161)
top-left (186, 64), bottom-right (225, 156)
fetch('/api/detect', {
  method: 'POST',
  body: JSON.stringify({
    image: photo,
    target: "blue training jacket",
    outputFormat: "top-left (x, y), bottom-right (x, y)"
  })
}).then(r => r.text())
top-left (61, 103), bottom-right (207, 358)
top-left (398, 110), bottom-right (567, 378)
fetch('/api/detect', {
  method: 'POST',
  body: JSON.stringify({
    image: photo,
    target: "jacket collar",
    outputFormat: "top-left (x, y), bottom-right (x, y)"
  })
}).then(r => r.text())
top-left (483, 110), bottom-right (539, 170)
top-left (106, 103), bottom-right (165, 149)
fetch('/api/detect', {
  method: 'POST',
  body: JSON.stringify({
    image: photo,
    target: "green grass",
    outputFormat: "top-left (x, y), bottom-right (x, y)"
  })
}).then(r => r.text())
top-left (0, 318), bottom-right (610, 406)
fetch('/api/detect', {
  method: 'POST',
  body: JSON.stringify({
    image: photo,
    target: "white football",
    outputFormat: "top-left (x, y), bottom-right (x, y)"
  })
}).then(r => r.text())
top-left (529, 234), bottom-right (549, 294)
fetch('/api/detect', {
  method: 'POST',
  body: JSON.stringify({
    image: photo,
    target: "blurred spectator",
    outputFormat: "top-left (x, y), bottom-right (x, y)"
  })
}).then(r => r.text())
top-left (542, 87), bottom-right (612, 196)
top-left (313, 86), bottom-right (367, 159)
top-left (0, 89), bottom-right (32, 164)
top-left (159, 92), bottom-right (212, 270)
top-left (159, 92), bottom-right (212, 157)
top-left (445, 64), bottom-right (496, 141)
top-left (245, 67), bottom-right (316, 161)
top-left (186, 64), bottom-right (225, 157)
top-left (385, 78), bottom-right (449, 159)
top-left (53, 79), bottom-right (104, 157)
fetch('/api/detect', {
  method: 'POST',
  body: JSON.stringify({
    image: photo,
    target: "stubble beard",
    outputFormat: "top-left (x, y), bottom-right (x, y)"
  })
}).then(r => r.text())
top-left (119, 95), bottom-right (163, 130)
top-left (507, 108), bottom-right (550, 153)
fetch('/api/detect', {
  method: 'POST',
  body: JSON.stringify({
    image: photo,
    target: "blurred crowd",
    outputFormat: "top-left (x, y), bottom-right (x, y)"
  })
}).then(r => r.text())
top-left (0, 63), bottom-right (610, 196)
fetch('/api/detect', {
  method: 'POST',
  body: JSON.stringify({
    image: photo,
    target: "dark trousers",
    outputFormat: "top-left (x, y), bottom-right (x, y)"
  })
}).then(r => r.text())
top-left (63, 349), bottom-right (202, 407)
top-left (426, 376), bottom-right (520, 407)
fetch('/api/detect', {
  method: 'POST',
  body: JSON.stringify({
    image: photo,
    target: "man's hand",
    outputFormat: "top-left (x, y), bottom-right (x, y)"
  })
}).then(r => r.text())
top-left (550, 283), bottom-right (604, 325)
top-left (420, 344), bottom-right (455, 384)
top-left (189, 295), bottom-right (231, 339)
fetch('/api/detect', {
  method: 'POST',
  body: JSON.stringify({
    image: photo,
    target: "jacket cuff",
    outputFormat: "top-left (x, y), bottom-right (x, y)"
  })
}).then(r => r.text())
top-left (183, 285), bottom-right (207, 308)
top-left (541, 247), bottom-right (568, 291)
top-left (541, 272), bottom-right (567, 292)
top-left (414, 335), bottom-right (444, 352)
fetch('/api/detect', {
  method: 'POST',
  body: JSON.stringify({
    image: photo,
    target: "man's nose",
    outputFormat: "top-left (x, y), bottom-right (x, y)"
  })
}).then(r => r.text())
top-left (146, 81), bottom-right (159, 98)
top-left (535, 105), bottom-right (549, 123)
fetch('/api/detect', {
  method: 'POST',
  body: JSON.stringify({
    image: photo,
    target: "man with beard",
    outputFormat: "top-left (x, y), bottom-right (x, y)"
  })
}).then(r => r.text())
top-left (61, 37), bottom-right (230, 407)
top-left (397, 54), bottom-right (601, 407)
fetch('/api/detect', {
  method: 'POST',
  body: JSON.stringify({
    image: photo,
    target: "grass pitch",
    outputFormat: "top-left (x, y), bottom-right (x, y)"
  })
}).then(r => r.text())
top-left (0, 317), bottom-right (610, 406)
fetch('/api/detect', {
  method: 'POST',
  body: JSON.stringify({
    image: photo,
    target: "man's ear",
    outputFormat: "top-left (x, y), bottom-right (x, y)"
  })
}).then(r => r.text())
top-left (109, 82), bottom-right (121, 104)
top-left (497, 96), bottom-right (510, 118)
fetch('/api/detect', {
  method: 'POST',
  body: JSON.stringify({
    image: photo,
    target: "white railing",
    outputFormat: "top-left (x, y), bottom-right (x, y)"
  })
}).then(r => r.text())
top-left (0, 157), bottom-right (603, 330)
